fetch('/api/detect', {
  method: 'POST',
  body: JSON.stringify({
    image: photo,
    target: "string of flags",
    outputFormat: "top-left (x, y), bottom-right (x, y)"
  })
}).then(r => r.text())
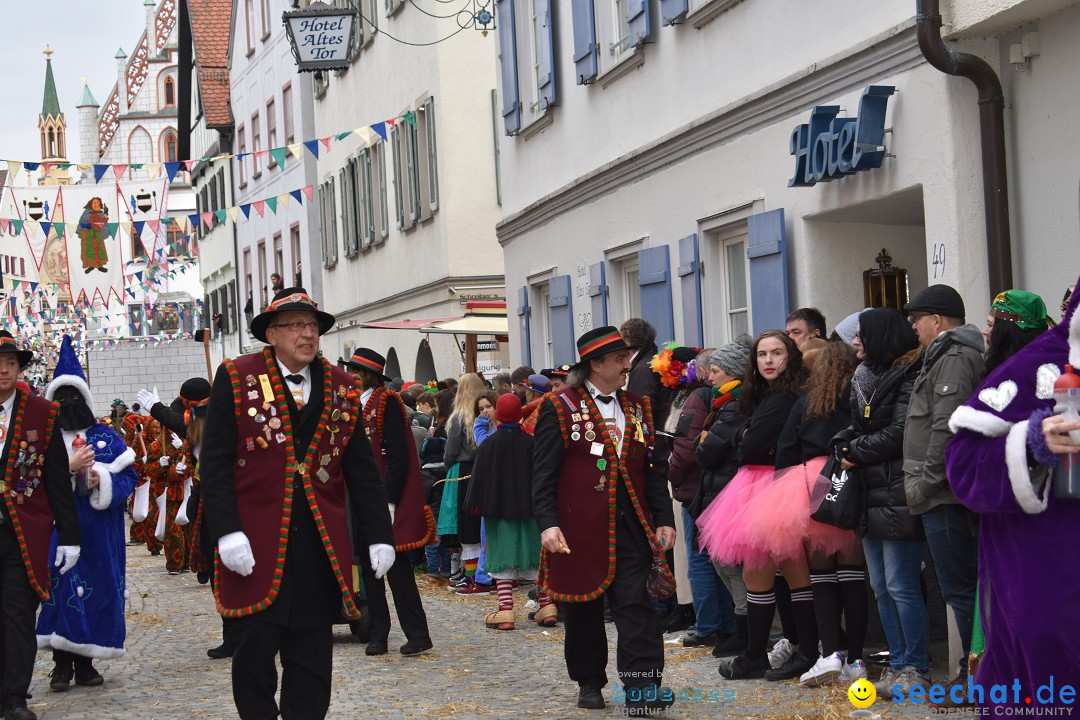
top-left (2, 113), bottom-right (414, 185)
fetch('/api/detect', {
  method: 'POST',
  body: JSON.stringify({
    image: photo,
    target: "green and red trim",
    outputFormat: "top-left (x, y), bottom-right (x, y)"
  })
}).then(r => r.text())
top-left (577, 330), bottom-right (623, 359)
top-left (351, 354), bottom-right (385, 375)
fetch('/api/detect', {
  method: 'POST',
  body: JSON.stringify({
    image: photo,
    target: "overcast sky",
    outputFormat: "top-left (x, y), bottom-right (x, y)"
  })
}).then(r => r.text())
top-left (0, 1), bottom-right (147, 164)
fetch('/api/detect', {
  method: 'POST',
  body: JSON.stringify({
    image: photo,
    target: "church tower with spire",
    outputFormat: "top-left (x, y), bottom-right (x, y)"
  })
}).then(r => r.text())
top-left (38, 45), bottom-right (71, 185)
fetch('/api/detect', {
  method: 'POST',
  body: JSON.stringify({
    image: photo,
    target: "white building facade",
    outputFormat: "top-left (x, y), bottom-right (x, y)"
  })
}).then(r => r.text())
top-left (496, 0), bottom-right (1080, 368)
top-left (307, 0), bottom-right (505, 382)
top-left (228, 0), bottom-right (321, 353)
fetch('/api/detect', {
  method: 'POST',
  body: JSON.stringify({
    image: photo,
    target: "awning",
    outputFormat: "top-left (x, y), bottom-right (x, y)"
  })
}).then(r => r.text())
top-left (419, 300), bottom-right (508, 336)
top-left (359, 316), bottom-right (460, 330)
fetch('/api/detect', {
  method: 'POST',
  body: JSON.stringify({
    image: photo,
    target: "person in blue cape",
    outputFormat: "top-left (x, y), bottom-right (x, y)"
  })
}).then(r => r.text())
top-left (36, 335), bottom-right (138, 691)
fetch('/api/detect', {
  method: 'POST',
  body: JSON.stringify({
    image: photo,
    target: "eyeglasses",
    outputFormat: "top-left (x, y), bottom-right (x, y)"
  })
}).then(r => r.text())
top-left (907, 312), bottom-right (935, 324)
top-left (269, 321), bottom-right (320, 333)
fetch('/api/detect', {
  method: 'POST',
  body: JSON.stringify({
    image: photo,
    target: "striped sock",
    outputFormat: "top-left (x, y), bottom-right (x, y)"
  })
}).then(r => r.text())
top-left (464, 558), bottom-right (478, 579)
top-left (537, 589), bottom-right (554, 608)
top-left (496, 580), bottom-right (514, 611)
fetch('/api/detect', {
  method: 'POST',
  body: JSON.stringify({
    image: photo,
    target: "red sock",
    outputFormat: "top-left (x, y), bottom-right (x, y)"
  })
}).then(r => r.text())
top-left (496, 580), bottom-right (514, 611)
top-left (537, 589), bottom-right (554, 608)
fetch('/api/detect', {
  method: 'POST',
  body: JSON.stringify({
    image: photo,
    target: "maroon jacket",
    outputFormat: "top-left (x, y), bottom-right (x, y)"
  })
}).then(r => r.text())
top-left (667, 387), bottom-right (711, 503)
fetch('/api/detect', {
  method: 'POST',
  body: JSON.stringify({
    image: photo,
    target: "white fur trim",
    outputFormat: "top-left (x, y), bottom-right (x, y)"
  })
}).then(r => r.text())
top-left (949, 405), bottom-right (1014, 438)
top-left (1004, 420), bottom-right (1052, 514)
top-left (103, 446), bottom-right (136, 474)
top-left (45, 374), bottom-right (94, 409)
top-left (88, 464), bottom-right (112, 510)
top-left (1070, 299), bottom-right (1080, 368)
top-left (37, 633), bottom-right (125, 660)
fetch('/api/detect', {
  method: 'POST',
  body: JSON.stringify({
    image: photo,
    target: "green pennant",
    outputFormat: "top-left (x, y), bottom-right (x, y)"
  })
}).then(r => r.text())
top-left (12, 220), bottom-right (23, 234)
top-left (269, 147), bottom-right (288, 168)
top-left (105, 222), bottom-right (119, 238)
top-left (335, 131), bottom-right (352, 141)
top-left (266, 196), bottom-right (278, 214)
top-left (403, 111), bottom-right (417, 128)
top-left (214, 209), bottom-right (227, 223)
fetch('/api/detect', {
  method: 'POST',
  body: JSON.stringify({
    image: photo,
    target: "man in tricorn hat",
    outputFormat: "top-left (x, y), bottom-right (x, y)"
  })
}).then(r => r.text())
top-left (532, 326), bottom-right (677, 716)
top-left (344, 348), bottom-right (434, 657)
top-left (201, 288), bottom-right (395, 719)
top-left (0, 331), bottom-right (80, 720)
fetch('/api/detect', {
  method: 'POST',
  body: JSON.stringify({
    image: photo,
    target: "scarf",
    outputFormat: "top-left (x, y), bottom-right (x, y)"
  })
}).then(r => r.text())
top-left (851, 362), bottom-right (883, 413)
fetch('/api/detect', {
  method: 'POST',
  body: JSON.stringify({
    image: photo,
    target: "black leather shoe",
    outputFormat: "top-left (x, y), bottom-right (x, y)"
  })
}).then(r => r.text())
top-left (765, 652), bottom-right (815, 681)
top-left (365, 639), bottom-right (388, 656)
top-left (73, 664), bottom-right (104, 687)
top-left (49, 664), bottom-right (73, 691)
top-left (624, 686), bottom-right (676, 717)
top-left (4, 706), bottom-right (37, 720)
top-left (577, 684), bottom-right (605, 709)
top-left (682, 630), bottom-right (720, 648)
top-left (400, 637), bottom-right (433, 656)
top-left (718, 653), bottom-right (769, 680)
top-left (207, 643), bottom-right (235, 659)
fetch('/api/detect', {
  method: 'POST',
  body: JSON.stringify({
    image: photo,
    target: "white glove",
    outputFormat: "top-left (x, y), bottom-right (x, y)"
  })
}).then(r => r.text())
top-left (136, 387), bottom-right (160, 411)
top-left (388, 503), bottom-right (396, 524)
top-left (54, 546), bottom-right (81, 575)
top-left (369, 543), bottom-right (395, 580)
top-left (218, 531), bottom-right (255, 576)
top-left (175, 462), bottom-right (187, 475)
top-left (170, 433), bottom-right (183, 450)
top-left (159, 456), bottom-right (170, 467)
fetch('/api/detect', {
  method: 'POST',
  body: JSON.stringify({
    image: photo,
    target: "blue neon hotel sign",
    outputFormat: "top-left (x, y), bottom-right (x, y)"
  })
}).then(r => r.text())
top-left (789, 85), bottom-right (896, 187)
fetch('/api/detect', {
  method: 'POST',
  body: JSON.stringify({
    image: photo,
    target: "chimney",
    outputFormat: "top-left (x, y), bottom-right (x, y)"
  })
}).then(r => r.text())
top-left (116, 47), bottom-right (128, 113)
top-left (145, 0), bottom-right (158, 53)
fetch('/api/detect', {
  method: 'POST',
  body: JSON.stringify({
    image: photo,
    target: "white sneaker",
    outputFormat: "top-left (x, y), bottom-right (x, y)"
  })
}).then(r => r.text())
top-left (874, 667), bottom-right (900, 696)
top-left (799, 652), bottom-right (843, 686)
top-left (841, 659), bottom-right (868, 682)
top-left (767, 638), bottom-right (795, 669)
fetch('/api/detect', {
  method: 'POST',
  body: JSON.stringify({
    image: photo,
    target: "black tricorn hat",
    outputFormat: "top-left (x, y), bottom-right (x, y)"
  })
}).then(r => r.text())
top-left (0, 331), bottom-right (33, 369)
top-left (343, 348), bottom-right (392, 383)
top-left (249, 287), bottom-right (335, 343)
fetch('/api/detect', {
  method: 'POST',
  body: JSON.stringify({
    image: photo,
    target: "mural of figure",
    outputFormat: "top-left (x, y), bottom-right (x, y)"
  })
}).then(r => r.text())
top-left (43, 235), bottom-right (70, 287)
top-left (77, 197), bottom-right (109, 274)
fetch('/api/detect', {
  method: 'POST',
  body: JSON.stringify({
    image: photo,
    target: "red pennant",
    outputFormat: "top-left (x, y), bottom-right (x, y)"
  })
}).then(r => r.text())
top-left (320, 137), bottom-right (333, 151)
top-left (301, 185), bottom-right (314, 201)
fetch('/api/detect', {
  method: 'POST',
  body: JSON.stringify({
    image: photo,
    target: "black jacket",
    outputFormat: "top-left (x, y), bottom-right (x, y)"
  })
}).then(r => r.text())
top-left (149, 401), bottom-right (187, 438)
top-left (775, 382), bottom-right (853, 470)
top-left (736, 388), bottom-right (800, 466)
top-left (833, 355), bottom-right (923, 541)
top-left (691, 397), bottom-right (747, 518)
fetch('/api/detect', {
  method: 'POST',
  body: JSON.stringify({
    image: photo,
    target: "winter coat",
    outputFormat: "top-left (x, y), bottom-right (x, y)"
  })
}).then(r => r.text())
top-left (834, 352), bottom-right (923, 541)
top-left (775, 381), bottom-right (852, 470)
top-left (443, 414), bottom-right (476, 466)
top-left (902, 324), bottom-right (987, 515)
top-left (691, 394), bottom-right (747, 518)
top-left (736, 388), bottom-right (800, 467)
top-left (668, 386), bottom-right (711, 503)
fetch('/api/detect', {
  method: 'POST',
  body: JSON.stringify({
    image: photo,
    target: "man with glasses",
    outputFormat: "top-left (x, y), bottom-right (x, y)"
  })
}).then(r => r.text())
top-left (901, 284), bottom-right (985, 687)
top-left (201, 287), bottom-right (395, 719)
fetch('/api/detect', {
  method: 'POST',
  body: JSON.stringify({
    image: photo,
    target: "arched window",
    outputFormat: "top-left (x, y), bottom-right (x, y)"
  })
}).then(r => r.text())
top-left (163, 75), bottom-right (176, 107)
top-left (47, 129), bottom-right (56, 157)
top-left (163, 133), bottom-right (178, 162)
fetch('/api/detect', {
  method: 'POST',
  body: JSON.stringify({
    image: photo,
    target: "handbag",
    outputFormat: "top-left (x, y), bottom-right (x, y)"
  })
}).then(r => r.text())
top-left (810, 450), bottom-right (864, 530)
top-left (132, 481), bottom-right (150, 522)
top-left (645, 537), bottom-right (676, 600)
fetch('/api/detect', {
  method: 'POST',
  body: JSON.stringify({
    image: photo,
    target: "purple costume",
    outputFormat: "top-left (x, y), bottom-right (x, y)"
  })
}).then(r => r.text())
top-left (945, 277), bottom-right (1080, 708)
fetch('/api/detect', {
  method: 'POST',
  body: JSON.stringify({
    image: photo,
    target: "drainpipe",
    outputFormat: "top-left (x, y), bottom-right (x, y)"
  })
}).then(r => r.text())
top-left (915, 0), bottom-right (1012, 296)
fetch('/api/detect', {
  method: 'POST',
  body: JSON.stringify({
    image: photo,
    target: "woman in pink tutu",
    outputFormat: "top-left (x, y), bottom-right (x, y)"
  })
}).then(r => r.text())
top-left (696, 331), bottom-right (815, 681)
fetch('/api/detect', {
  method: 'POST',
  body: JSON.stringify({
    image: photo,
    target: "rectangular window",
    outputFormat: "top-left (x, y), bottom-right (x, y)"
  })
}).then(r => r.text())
top-left (623, 261), bottom-right (641, 321)
top-left (237, 125), bottom-right (247, 187)
top-left (538, 284), bottom-right (553, 367)
top-left (257, 240), bottom-right (267, 309)
top-left (363, 0), bottom-right (378, 47)
top-left (416, 97), bottom-right (439, 215)
top-left (724, 237), bottom-right (750, 339)
top-left (216, 168), bottom-right (226, 208)
top-left (273, 233), bottom-right (283, 277)
top-left (283, 84), bottom-right (295, 144)
top-left (390, 123), bottom-right (407, 230)
top-left (251, 111), bottom-right (262, 177)
top-left (320, 179), bottom-right (339, 267)
top-left (266, 99), bottom-right (278, 166)
top-left (261, 0), bottom-right (271, 38)
top-left (375, 142), bottom-right (389, 240)
top-left (340, 165), bottom-right (358, 258)
top-left (245, 0), bottom-right (255, 54)
top-left (243, 248), bottom-right (253, 322)
top-left (129, 305), bottom-right (148, 337)
top-left (290, 224), bottom-right (302, 286)
top-left (404, 117), bottom-right (421, 223)
top-left (358, 149), bottom-right (375, 247)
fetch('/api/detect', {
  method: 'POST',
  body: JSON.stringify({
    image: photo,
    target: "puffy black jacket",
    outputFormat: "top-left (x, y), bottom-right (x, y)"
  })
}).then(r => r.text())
top-left (834, 353), bottom-right (923, 541)
top-left (691, 398), bottom-right (748, 518)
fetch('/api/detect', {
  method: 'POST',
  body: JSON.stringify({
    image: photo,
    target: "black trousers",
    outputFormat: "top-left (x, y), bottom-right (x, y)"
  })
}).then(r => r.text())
top-left (230, 617), bottom-right (333, 720)
top-left (561, 508), bottom-right (663, 690)
top-left (361, 551), bottom-right (430, 643)
top-left (0, 523), bottom-right (40, 710)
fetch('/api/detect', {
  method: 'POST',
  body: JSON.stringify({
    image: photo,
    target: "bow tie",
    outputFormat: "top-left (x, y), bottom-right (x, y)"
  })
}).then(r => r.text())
top-left (285, 374), bottom-right (305, 385)
top-left (594, 394), bottom-right (615, 405)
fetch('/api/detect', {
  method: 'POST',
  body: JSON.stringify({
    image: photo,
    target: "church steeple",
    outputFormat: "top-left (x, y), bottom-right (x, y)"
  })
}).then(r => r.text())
top-left (38, 45), bottom-right (71, 185)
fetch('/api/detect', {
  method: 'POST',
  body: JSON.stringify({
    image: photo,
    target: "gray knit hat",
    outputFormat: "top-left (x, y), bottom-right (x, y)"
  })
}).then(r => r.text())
top-left (709, 335), bottom-right (753, 378)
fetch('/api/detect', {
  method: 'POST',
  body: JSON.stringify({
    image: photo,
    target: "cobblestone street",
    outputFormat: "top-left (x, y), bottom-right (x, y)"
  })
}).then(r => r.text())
top-left (26, 548), bottom-right (924, 719)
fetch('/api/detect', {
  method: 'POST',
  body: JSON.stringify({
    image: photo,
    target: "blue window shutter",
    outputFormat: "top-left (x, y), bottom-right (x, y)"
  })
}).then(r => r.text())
top-left (747, 209), bottom-right (790, 336)
top-left (548, 275), bottom-right (575, 365)
top-left (677, 234), bottom-right (702, 347)
top-left (571, 0), bottom-right (598, 85)
top-left (626, 0), bottom-right (651, 48)
top-left (587, 261), bottom-right (607, 328)
top-left (516, 285), bottom-right (532, 365)
top-left (637, 246), bottom-right (675, 345)
top-left (535, 0), bottom-right (557, 109)
top-left (496, 0), bottom-right (521, 135)
top-left (660, 0), bottom-right (687, 25)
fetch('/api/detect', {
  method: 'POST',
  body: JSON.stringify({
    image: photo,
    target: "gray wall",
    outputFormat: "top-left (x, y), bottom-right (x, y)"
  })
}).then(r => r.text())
top-left (87, 343), bottom-right (211, 417)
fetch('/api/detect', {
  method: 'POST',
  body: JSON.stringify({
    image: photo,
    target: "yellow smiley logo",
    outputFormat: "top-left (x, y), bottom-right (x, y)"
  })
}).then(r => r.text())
top-left (848, 678), bottom-right (877, 708)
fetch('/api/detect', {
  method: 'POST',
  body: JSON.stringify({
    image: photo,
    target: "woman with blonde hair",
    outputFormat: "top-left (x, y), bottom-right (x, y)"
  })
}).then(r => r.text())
top-left (440, 373), bottom-right (491, 592)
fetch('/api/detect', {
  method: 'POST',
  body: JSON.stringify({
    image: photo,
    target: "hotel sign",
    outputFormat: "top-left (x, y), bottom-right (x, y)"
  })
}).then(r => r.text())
top-left (283, 2), bottom-right (358, 71)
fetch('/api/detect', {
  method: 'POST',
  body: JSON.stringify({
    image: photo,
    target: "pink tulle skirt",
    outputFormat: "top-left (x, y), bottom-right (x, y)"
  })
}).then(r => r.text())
top-left (739, 456), bottom-right (859, 562)
top-left (695, 465), bottom-right (776, 569)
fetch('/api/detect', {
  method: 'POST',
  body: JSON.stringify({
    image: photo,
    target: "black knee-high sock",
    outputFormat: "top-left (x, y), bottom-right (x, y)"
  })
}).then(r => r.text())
top-left (837, 565), bottom-right (869, 664)
top-left (774, 573), bottom-right (798, 644)
top-left (810, 571), bottom-right (840, 656)
top-left (745, 589), bottom-right (776, 662)
top-left (788, 585), bottom-right (819, 660)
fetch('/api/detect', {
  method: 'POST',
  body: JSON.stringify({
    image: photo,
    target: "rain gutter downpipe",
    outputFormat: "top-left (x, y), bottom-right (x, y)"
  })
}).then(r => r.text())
top-left (915, 0), bottom-right (1013, 295)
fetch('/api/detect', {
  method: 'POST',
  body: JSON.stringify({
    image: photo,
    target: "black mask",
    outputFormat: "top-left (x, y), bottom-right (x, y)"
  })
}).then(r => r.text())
top-left (54, 385), bottom-right (97, 431)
